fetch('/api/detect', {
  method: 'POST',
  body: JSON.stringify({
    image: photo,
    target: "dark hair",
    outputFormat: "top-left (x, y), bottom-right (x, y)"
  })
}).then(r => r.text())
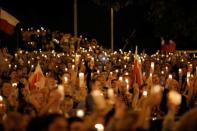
top-left (67, 117), bottom-right (83, 124)
top-left (26, 114), bottom-right (65, 131)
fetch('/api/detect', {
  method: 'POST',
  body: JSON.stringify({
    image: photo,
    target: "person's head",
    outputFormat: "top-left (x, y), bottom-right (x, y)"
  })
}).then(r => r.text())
top-left (10, 71), bottom-right (17, 80)
top-left (62, 97), bottom-right (73, 113)
top-left (68, 117), bottom-right (84, 131)
top-left (48, 114), bottom-right (68, 131)
top-left (2, 82), bottom-right (12, 97)
top-left (169, 79), bottom-right (179, 91)
top-left (152, 74), bottom-right (160, 85)
top-left (91, 78), bottom-right (102, 91)
top-left (17, 68), bottom-right (23, 78)
top-left (27, 114), bottom-right (68, 131)
top-left (3, 112), bottom-right (26, 131)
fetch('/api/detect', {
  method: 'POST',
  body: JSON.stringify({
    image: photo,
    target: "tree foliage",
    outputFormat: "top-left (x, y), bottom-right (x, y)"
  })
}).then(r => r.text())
top-left (92, 0), bottom-right (197, 48)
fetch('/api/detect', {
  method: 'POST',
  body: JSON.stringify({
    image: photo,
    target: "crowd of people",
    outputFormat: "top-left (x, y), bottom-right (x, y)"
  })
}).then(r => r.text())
top-left (0, 27), bottom-right (197, 131)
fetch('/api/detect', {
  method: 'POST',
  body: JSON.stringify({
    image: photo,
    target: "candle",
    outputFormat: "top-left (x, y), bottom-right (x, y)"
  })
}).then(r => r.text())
top-left (65, 68), bottom-right (68, 72)
top-left (187, 72), bottom-right (191, 83)
top-left (168, 74), bottom-right (172, 79)
top-left (79, 72), bottom-right (84, 87)
top-left (95, 124), bottom-right (104, 131)
top-left (179, 68), bottom-right (182, 74)
top-left (151, 62), bottom-right (155, 70)
top-left (125, 72), bottom-right (129, 75)
top-left (64, 76), bottom-right (68, 83)
top-left (143, 90), bottom-right (148, 97)
top-left (119, 76), bottom-right (123, 81)
top-left (72, 65), bottom-right (75, 70)
top-left (8, 64), bottom-right (11, 68)
top-left (115, 69), bottom-right (119, 73)
top-left (12, 83), bottom-right (17, 87)
top-left (168, 90), bottom-right (182, 105)
top-left (75, 54), bottom-right (80, 64)
top-left (0, 96), bottom-right (3, 101)
top-left (97, 70), bottom-right (100, 74)
top-left (165, 66), bottom-right (168, 72)
top-left (31, 65), bottom-right (34, 69)
top-left (125, 78), bottom-right (129, 91)
top-left (76, 109), bottom-right (84, 118)
top-left (110, 72), bottom-right (113, 75)
top-left (161, 71), bottom-right (164, 75)
top-left (150, 73), bottom-right (153, 77)
top-left (0, 95), bottom-right (3, 108)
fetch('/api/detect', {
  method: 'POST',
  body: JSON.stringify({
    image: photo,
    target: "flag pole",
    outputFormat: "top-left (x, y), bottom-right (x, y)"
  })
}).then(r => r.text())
top-left (74, 0), bottom-right (78, 36)
top-left (111, 8), bottom-right (114, 51)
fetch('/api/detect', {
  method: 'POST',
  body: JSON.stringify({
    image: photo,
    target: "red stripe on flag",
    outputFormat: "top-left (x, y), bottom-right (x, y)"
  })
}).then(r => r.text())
top-left (0, 19), bottom-right (15, 35)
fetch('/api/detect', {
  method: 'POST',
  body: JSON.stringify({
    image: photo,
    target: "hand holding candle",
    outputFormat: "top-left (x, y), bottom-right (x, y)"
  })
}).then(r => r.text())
top-left (168, 90), bottom-right (182, 106)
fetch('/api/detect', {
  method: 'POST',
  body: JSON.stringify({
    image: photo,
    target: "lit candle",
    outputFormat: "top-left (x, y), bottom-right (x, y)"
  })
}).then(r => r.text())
top-left (119, 76), bottom-right (123, 81)
top-left (72, 65), bottom-right (75, 70)
top-left (125, 78), bottom-right (129, 91)
top-left (165, 66), bottom-right (168, 72)
top-left (151, 62), bottom-right (155, 70)
top-left (75, 54), bottom-right (80, 64)
top-left (143, 90), bottom-right (148, 97)
top-left (64, 76), bottom-right (68, 84)
top-left (31, 65), bottom-right (34, 69)
top-left (76, 109), bottom-right (84, 118)
top-left (187, 72), bottom-right (190, 83)
top-left (169, 74), bottom-right (172, 79)
top-left (79, 72), bottom-right (84, 87)
top-left (125, 72), bottom-right (129, 75)
top-left (12, 83), bottom-right (17, 87)
top-left (0, 96), bottom-right (3, 101)
top-left (150, 73), bottom-right (153, 77)
top-left (179, 68), bottom-right (182, 74)
top-left (95, 123), bottom-right (104, 131)
top-left (0, 95), bottom-right (3, 108)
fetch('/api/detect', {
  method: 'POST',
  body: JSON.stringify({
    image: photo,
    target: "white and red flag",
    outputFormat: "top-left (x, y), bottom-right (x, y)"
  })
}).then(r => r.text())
top-left (131, 46), bottom-right (143, 87)
top-left (0, 9), bottom-right (19, 35)
top-left (28, 63), bottom-right (45, 91)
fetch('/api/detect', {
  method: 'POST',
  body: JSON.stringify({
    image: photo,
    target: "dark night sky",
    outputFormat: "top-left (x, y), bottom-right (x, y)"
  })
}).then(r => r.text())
top-left (1, 0), bottom-right (197, 52)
